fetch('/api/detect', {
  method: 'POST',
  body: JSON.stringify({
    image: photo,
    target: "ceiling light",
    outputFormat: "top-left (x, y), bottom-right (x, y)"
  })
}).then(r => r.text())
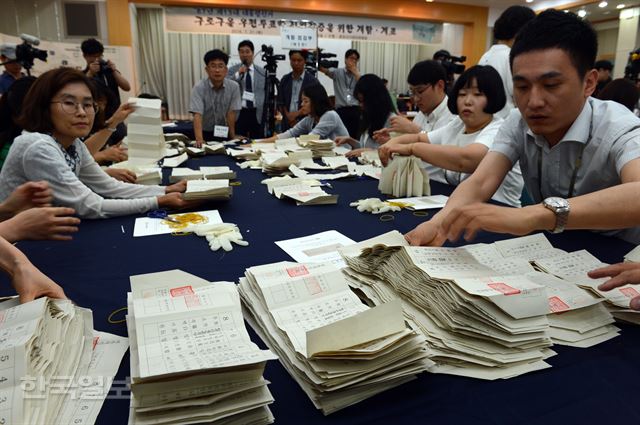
top-left (617, 4), bottom-right (626, 9)
top-left (526, 0), bottom-right (533, 3)
top-left (598, 1), bottom-right (608, 7)
top-left (578, 9), bottom-right (587, 18)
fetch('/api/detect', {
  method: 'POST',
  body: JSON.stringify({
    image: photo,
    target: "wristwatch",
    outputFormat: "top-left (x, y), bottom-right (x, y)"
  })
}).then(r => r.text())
top-left (542, 197), bottom-right (570, 233)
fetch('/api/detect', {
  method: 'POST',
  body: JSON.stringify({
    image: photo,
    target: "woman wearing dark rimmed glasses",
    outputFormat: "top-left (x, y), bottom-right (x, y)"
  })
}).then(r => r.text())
top-left (0, 67), bottom-right (195, 218)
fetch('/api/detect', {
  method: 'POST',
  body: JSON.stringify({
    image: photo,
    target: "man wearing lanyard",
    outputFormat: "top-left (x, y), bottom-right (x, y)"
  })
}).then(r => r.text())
top-left (227, 40), bottom-right (266, 139)
top-left (406, 10), bottom-right (640, 247)
top-left (189, 49), bottom-right (241, 147)
top-left (320, 49), bottom-right (361, 139)
top-left (278, 50), bottom-right (318, 132)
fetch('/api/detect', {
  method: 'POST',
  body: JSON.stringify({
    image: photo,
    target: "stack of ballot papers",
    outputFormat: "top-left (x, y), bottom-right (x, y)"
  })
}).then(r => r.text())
top-left (297, 135), bottom-right (336, 158)
top-left (0, 297), bottom-right (128, 425)
top-left (264, 176), bottom-right (337, 205)
top-left (238, 261), bottom-right (431, 415)
top-left (169, 167), bottom-right (205, 182)
top-left (162, 152), bottom-right (188, 168)
top-left (109, 161), bottom-right (162, 185)
top-left (127, 270), bottom-right (277, 425)
top-left (186, 146), bottom-right (206, 156)
top-left (531, 249), bottom-right (640, 325)
top-left (227, 147), bottom-right (260, 161)
top-left (379, 155), bottom-right (430, 197)
top-left (260, 151), bottom-right (304, 176)
top-left (201, 166), bottom-right (236, 179)
top-left (204, 142), bottom-right (226, 155)
top-left (340, 232), bottom-right (619, 380)
top-left (126, 98), bottom-right (166, 165)
top-left (358, 150), bottom-right (382, 167)
top-left (385, 195), bottom-right (449, 210)
top-left (183, 179), bottom-right (232, 201)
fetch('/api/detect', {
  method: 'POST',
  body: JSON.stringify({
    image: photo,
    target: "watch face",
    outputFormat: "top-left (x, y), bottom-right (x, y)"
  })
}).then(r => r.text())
top-left (545, 197), bottom-right (568, 209)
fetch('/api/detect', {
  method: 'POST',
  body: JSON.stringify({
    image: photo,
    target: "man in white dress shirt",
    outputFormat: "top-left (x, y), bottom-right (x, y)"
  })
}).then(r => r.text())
top-left (479, 6), bottom-right (535, 119)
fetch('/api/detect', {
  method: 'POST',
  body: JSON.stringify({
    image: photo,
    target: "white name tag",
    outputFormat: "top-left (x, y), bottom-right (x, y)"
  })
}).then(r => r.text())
top-left (214, 125), bottom-right (229, 138)
top-left (242, 91), bottom-right (255, 102)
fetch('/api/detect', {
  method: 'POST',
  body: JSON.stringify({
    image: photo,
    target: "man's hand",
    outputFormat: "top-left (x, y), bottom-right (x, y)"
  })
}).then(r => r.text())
top-left (335, 136), bottom-right (359, 148)
top-left (589, 263), bottom-right (640, 310)
top-left (405, 220), bottom-right (447, 246)
top-left (0, 207), bottom-right (80, 242)
top-left (441, 203), bottom-right (540, 243)
top-left (379, 143), bottom-right (412, 166)
top-left (106, 59), bottom-right (117, 72)
top-left (238, 65), bottom-right (248, 75)
top-left (165, 180), bottom-right (187, 194)
top-left (95, 143), bottom-right (128, 164)
top-left (388, 115), bottom-right (420, 134)
top-left (1, 181), bottom-right (52, 218)
top-left (157, 192), bottom-right (201, 210)
top-left (105, 168), bottom-right (137, 183)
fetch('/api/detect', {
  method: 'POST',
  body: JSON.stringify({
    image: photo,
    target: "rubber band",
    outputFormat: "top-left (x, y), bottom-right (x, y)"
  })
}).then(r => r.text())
top-left (163, 212), bottom-right (208, 230)
top-left (107, 306), bottom-right (128, 324)
top-left (412, 211), bottom-right (429, 217)
top-left (171, 231), bottom-right (193, 236)
top-left (379, 214), bottom-right (395, 222)
top-left (230, 181), bottom-right (242, 186)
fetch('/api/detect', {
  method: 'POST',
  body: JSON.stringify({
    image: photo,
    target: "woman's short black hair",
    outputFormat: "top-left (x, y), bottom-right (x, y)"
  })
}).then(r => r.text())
top-left (353, 74), bottom-right (394, 137)
top-left (510, 9), bottom-right (597, 78)
top-left (447, 65), bottom-right (506, 115)
top-left (302, 83), bottom-right (332, 118)
top-left (18, 67), bottom-right (103, 134)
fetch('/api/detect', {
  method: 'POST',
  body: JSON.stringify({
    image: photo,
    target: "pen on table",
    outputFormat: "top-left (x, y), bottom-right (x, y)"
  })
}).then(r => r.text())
top-left (121, 225), bottom-right (125, 234)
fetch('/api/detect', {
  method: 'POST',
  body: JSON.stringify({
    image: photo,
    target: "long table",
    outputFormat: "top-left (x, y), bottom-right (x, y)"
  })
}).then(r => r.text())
top-left (3, 151), bottom-right (640, 424)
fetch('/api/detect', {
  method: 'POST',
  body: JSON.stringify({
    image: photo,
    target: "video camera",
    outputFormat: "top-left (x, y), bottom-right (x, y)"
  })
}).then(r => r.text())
top-left (303, 49), bottom-right (338, 71)
top-left (14, 34), bottom-right (48, 73)
top-left (624, 48), bottom-right (640, 81)
top-left (261, 44), bottom-right (285, 71)
top-left (433, 49), bottom-right (466, 85)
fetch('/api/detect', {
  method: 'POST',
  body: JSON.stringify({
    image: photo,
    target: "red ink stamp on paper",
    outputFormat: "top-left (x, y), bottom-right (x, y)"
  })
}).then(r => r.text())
top-left (620, 287), bottom-right (640, 298)
top-left (548, 296), bottom-right (570, 313)
top-left (488, 282), bottom-right (521, 296)
top-left (287, 265), bottom-right (309, 277)
top-left (170, 286), bottom-right (194, 297)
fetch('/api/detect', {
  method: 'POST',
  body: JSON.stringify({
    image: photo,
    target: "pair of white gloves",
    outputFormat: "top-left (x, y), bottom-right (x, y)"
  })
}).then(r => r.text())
top-left (186, 223), bottom-right (249, 251)
top-left (349, 198), bottom-right (401, 214)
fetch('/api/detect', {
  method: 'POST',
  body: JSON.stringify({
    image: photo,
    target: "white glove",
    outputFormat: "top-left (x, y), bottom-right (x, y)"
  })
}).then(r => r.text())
top-left (349, 198), bottom-right (401, 214)
top-left (186, 223), bottom-right (249, 252)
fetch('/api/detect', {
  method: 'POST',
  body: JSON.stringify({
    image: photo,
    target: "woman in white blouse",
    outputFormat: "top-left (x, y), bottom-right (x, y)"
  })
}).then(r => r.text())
top-left (262, 83), bottom-right (349, 142)
top-left (335, 74), bottom-right (396, 157)
top-left (379, 65), bottom-right (523, 207)
top-left (0, 67), bottom-right (195, 218)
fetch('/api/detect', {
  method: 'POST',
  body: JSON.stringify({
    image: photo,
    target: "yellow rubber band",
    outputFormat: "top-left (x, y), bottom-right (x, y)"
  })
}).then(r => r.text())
top-left (163, 213), bottom-right (208, 230)
top-left (230, 181), bottom-right (242, 186)
top-left (107, 306), bottom-right (128, 324)
top-left (412, 211), bottom-right (429, 217)
top-left (379, 214), bottom-right (395, 222)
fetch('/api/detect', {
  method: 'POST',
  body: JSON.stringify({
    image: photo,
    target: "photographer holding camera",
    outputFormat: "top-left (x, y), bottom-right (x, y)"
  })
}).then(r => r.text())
top-left (81, 38), bottom-right (131, 145)
top-left (0, 44), bottom-right (26, 97)
top-left (319, 49), bottom-right (361, 139)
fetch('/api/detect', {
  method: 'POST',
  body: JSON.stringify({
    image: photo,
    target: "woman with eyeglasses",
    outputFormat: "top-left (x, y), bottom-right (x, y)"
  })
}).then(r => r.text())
top-left (0, 67), bottom-right (194, 218)
top-left (379, 65), bottom-right (523, 207)
top-left (261, 83), bottom-right (349, 142)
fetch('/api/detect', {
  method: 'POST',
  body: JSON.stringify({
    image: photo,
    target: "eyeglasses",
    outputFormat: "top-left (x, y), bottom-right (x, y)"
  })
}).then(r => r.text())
top-left (207, 64), bottom-right (226, 70)
top-left (409, 85), bottom-right (431, 98)
top-left (52, 99), bottom-right (99, 115)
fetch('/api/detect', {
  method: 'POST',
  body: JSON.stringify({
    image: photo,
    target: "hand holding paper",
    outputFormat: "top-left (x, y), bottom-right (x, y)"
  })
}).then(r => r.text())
top-left (589, 262), bottom-right (640, 310)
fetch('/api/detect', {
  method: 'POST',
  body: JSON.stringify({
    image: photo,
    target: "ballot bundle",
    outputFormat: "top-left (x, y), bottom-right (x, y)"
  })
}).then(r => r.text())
top-left (183, 179), bottom-right (232, 201)
top-left (263, 176), bottom-right (337, 205)
top-left (109, 161), bottom-right (162, 185)
top-left (127, 270), bottom-right (277, 425)
top-left (239, 261), bottom-right (431, 415)
top-left (379, 155), bottom-right (430, 197)
top-left (169, 166), bottom-right (237, 183)
top-left (126, 98), bottom-right (166, 165)
top-left (340, 232), bottom-right (618, 380)
top-left (297, 135), bottom-right (336, 157)
top-left (533, 249), bottom-right (640, 325)
top-left (0, 297), bottom-right (128, 425)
